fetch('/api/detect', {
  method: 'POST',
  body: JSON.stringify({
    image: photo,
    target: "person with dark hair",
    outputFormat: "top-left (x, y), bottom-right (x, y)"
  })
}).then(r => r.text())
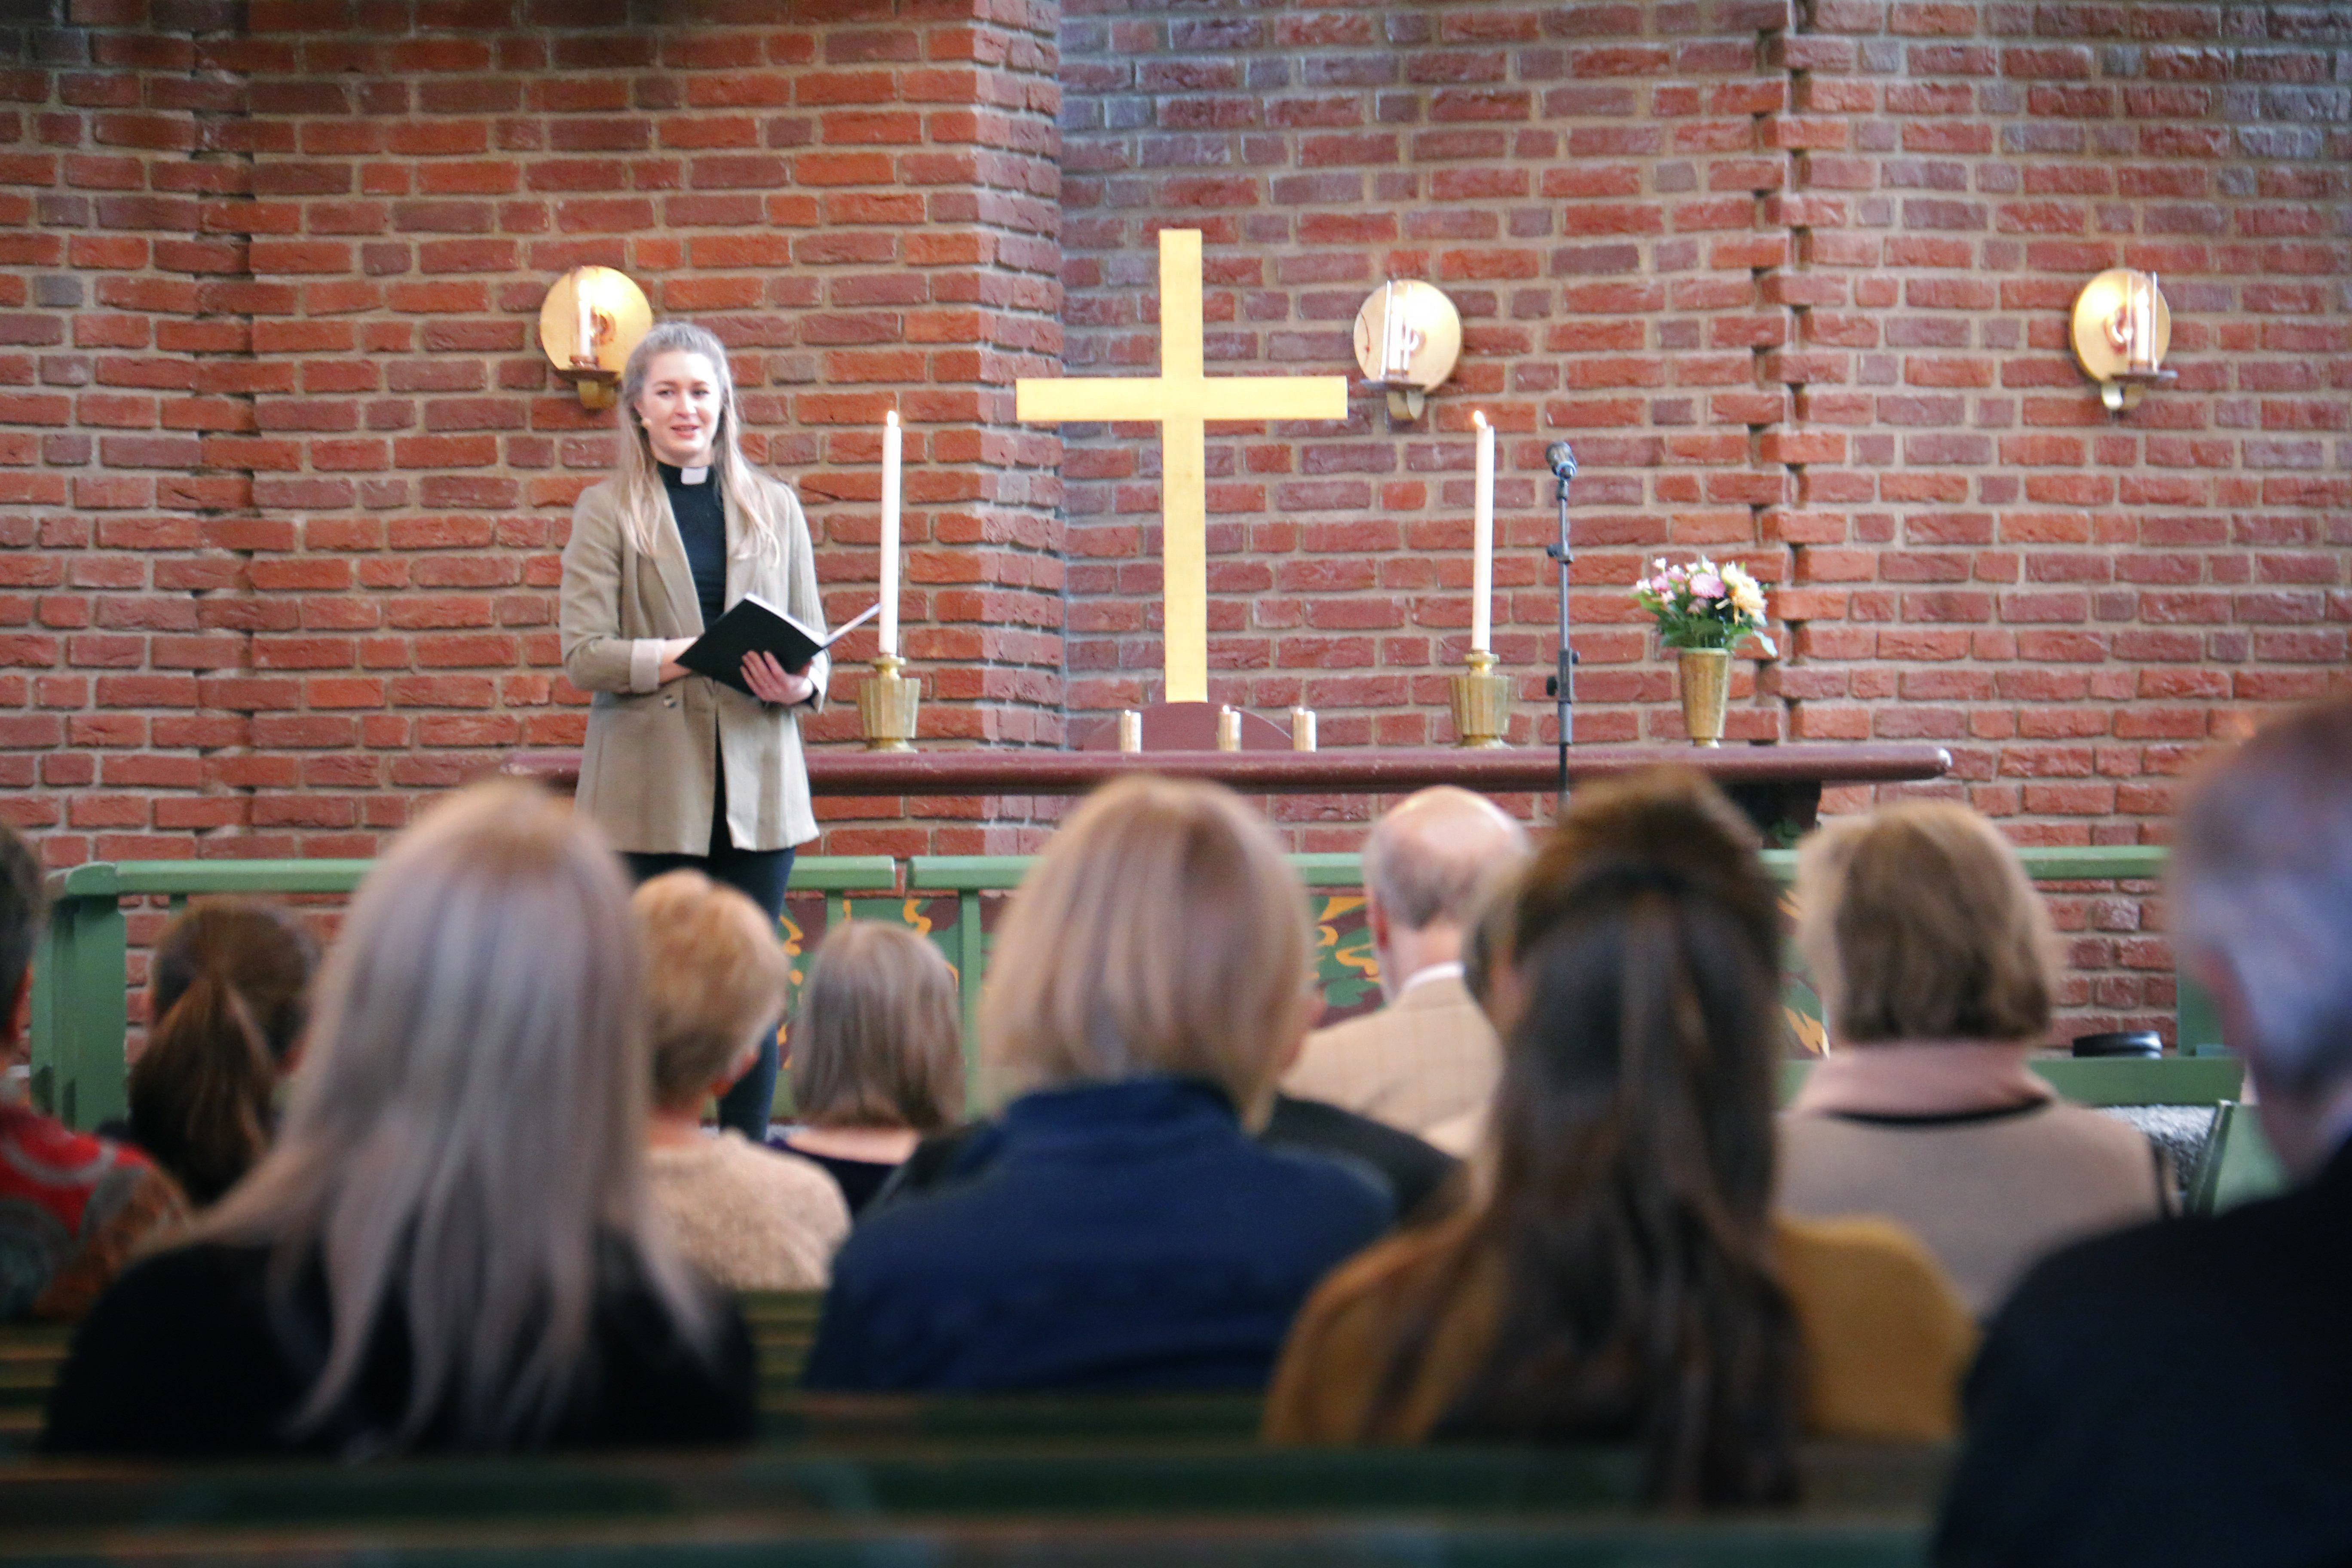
top-left (1265, 770), bottom-right (1975, 1504)
top-left (0, 824), bottom-right (186, 1321)
top-left (126, 900), bottom-right (318, 1207)
top-left (1939, 698), bottom-right (2352, 1567)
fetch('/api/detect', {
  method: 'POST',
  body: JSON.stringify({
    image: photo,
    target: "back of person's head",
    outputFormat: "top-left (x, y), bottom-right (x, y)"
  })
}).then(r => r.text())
top-left (1795, 802), bottom-right (2055, 1047)
top-left (981, 775), bottom-right (1309, 1113)
top-left (633, 870), bottom-right (790, 1118)
top-left (2176, 698), bottom-right (2352, 1101)
top-left (130, 900), bottom-right (318, 1206)
top-left (0, 821), bottom-right (40, 1027)
top-left (791, 921), bottom-right (962, 1132)
top-left (199, 778), bottom-right (707, 1452)
top-left (1422, 768), bottom-right (1799, 1505)
top-left (1364, 786), bottom-right (1530, 934)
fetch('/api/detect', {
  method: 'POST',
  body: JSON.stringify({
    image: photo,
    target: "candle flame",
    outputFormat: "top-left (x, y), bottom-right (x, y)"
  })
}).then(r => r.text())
top-left (1472, 409), bottom-right (1487, 429)
top-left (886, 409), bottom-right (899, 428)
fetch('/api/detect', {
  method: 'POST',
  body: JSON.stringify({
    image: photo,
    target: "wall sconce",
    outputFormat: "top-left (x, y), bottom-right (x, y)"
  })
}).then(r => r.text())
top-left (1351, 279), bottom-right (1461, 420)
top-left (2070, 268), bottom-right (2175, 414)
top-left (539, 266), bottom-right (652, 410)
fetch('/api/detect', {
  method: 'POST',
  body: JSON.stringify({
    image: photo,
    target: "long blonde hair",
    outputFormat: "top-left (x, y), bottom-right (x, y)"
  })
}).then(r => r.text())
top-left (610, 320), bottom-right (788, 567)
top-left (194, 779), bottom-right (712, 1452)
top-left (979, 776), bottom-right (1311, 1117)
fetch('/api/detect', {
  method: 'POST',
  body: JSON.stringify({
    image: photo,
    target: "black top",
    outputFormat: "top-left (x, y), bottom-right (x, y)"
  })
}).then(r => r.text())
top-left (767, 1138), bottom-right (899, 1217)
top-left (659, 461), bottom-right (728, 631)
top-left (1936, 1137), bottom-right (2352, 1568)
top-left (43, 1238), bottom-right (757, 1457)
top-left (804, 1078), bottom-right (1391, 1392)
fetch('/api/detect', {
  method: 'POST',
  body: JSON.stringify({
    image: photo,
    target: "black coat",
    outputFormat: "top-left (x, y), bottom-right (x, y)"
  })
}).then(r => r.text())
top-left (43, 1237), bottom-right (756, 1457)
top-left (1936, 1136), bottom-right (2352, 1568)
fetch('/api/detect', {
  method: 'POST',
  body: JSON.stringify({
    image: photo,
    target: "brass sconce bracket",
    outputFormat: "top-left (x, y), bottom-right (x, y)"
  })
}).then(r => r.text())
top-left (2070, 268), bottom-right (2176, 415)
top-left (1352, 279), bottom-right (1463, 422)
top-left (540, 266), bottom-right (652, 411)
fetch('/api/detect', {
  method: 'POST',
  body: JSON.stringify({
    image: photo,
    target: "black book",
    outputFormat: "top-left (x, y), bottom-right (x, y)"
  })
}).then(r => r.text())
top-left (678, 597), bottom-right (880, 696)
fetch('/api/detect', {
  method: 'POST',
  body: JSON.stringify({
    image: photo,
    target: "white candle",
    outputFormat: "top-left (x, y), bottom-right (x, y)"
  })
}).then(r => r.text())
top-left (1471, 410), bottom-right (1494, 654)
top-left (574, 273), bottom-right (594, 369)
top-left (879, 409), bottom-right (902, 659)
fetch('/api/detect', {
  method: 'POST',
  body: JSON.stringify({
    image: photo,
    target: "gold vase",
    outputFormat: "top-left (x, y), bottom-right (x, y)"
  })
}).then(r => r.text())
top-left (857, 655), bottom-right (920, 752)
top-left (1448, 650), bottom-right (1511, 749)
top-left (1677, 646), bottom-right (1731, 747)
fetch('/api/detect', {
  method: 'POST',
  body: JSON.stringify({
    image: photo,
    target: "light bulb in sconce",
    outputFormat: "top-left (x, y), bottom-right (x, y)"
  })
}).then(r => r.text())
top-left (2070, 268), bottom-right (2175, 414)
top-left (539, 266), bottom-right (652, 411)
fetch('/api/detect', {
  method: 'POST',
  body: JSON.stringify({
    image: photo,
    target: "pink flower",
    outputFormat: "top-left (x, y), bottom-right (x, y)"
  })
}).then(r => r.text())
top-left (1690, 572), bottom-right (1724, 600)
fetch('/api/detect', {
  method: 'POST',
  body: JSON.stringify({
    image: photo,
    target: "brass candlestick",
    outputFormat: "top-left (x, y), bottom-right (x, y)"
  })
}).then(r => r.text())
top-left (857, 654), bottom-right (920, 752)
top-left (1449, 649), bottom-right (1511, 749)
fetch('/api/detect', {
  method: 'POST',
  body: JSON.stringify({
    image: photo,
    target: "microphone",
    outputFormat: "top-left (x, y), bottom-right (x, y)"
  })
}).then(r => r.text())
top-left (1544, 441), bottom-right (1577, 481)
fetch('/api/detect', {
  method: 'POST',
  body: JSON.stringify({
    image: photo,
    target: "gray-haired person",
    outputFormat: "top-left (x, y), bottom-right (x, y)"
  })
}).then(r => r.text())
top-left (1938, 697), bottom-right (2352, 1568)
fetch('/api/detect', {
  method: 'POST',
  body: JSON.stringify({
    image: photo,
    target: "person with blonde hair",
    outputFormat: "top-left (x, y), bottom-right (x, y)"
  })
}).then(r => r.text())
top-left (1776, 801), bottom-right (2164, 1316)
top-left (635, 870), bottom-right (848, 1289)
top-left (43, 781), bottom-right (756, 1456)
top-left (1267, 772), bottom-right (1974, 1499)
top-left (803, 776), bottom-right (1392, 1391)
top-left (770, 920), bottom-right (963, 1216)
top-left (560, 320), bottom-right (830, 1139)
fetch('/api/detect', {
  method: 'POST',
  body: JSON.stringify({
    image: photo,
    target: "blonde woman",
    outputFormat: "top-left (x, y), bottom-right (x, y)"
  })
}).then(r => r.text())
top-left (636, 871), bottom-right (849, 1289)
top-left (802, 777), bottom-right (1393, 1392)
top-left (772, 921), bottom-right (964, 1215)
top-left (43, 781), bottom-right (756, 1456)
top-left (559, 321), bottom-right (827, 1138)
top-left (1778, 802), bottom-right (2165, 1316)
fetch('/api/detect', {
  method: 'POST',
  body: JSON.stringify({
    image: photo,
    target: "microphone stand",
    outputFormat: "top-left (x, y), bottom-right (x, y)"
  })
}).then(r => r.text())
top-left (1544, 442), bottom-right (1577, 808)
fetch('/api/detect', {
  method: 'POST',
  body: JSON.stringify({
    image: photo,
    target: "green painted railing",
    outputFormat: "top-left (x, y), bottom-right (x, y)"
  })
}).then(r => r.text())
top-left (32, 845), bottom-right (2214, 1132)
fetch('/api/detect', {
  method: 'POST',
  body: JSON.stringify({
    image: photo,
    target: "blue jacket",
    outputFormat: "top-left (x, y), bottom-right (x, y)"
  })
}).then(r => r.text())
top-left (802, 1077), bottom-right (1393, 1392)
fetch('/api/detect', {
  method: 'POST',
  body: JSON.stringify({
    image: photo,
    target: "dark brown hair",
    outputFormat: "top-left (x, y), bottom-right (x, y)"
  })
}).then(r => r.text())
top-left (130, 900), bottom-right (318, 1206)
top-left (1387, 769), bottom-right (1803, 1505)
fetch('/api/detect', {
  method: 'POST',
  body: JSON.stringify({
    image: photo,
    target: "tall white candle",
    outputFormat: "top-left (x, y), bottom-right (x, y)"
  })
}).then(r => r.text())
top-left (879, 409), bottom-right (902, 658)
top-left (1471, 410), bottom-right (1494, 654)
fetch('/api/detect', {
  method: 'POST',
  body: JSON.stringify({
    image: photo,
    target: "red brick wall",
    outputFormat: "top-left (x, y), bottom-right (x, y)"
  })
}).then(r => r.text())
top-left (1057, 0), bottom-right (2349, 796)
top-left (1053, 0), bottom-right (2349, 1038)
top-left (0, 0), bottom-right (1063, 866)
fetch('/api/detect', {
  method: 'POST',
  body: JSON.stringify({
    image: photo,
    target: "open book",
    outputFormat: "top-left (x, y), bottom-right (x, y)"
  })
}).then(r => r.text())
top-left (678, 597), bottom-right (882, 697)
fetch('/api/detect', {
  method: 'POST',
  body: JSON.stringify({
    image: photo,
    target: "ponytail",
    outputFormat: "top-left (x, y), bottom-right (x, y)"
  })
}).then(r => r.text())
top-left (131, 973), bottom-right (277, 1207)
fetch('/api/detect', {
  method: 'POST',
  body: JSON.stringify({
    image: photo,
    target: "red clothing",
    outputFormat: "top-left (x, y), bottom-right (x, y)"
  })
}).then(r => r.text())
top-left (0, 1104), bottom-right (185, 1321)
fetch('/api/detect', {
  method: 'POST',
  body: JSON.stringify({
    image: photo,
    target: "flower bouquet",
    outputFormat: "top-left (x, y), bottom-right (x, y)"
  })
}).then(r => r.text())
top-left (1632, 556), bottom-right (1776, 747)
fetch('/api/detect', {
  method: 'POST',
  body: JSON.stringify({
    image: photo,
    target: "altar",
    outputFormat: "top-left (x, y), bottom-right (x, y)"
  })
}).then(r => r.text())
top-left (506, 742), bottom-right (1950, 844)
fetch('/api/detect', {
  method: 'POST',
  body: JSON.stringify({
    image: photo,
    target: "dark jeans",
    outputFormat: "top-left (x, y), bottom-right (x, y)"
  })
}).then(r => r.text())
top-left (623, 764), bottom-right (793, 1139)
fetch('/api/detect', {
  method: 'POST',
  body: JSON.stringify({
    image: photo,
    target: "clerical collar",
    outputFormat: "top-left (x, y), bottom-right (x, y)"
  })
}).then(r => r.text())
top-left (657, 461), bottom-right (711, 487)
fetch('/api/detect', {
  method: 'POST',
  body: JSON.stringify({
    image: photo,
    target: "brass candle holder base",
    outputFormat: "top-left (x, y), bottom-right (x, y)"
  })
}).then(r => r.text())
top-left (857, 655), bottom-right (920, 752)
top-left (1449, 651), bottom-right (1511, 748)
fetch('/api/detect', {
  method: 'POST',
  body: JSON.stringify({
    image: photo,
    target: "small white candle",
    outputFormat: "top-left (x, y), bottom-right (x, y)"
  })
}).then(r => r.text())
top-left (574, 274), bottom-right (595, 369)
top-left (879, 409), bottom-right (902, 659)
top-left (1471, 410), bottom-right (1494, 654)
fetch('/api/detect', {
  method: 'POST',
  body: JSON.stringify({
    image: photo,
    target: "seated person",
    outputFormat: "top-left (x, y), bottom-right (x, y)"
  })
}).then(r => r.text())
top-left (635, 870), bottom-right (848, 1290)
top-left (125, 898), bottom-right (318, 1207)
top-left (1939, 699), bottom-right (2352, 1567)
top-left (0, 824), bottom-right (186, 1321)
top-left (43, 781), bottom-right (756, 1456)
top-left (771, 920), bottom-right (964, 1216)
top-left (1283, 787), bottom-right (1530, 1136)
top-left (802, 776), bottom-right (1393, 1392)
top-left (1265, 770), bottom-right (1976, 1502)
top-left (1777, 802), bottom-right (2165, 1316)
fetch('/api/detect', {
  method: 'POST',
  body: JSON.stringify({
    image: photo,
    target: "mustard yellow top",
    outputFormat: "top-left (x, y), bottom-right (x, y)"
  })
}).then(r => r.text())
top-left (1265, 1210), bottom-right (1975, 1445)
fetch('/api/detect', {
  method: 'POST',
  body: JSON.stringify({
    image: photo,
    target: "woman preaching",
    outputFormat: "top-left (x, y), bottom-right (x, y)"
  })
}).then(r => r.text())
top-left (559, 322), bottom-right (827, 1139)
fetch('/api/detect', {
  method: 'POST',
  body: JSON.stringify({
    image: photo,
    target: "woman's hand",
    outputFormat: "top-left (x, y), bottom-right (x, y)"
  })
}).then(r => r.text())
top-left (655, 638), bottom-right (697, 685)
top-left (742, 650), bottom-right (816, 707)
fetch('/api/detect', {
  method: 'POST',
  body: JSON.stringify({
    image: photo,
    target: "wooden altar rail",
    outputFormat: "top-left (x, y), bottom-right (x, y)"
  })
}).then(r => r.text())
top-left (30, 845), bottom-right (2216, 1134)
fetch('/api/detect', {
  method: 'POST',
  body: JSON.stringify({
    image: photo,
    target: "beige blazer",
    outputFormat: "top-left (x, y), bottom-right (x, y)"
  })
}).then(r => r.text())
top-left (559, 471), bottom-right (828, 855)
top-left (1281, 971), bottom-right (1500, 1137)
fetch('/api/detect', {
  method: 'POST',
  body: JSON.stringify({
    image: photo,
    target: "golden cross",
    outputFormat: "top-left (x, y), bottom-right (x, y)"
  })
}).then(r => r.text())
top-left (1016, 230), bottom-right (1349, 705)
